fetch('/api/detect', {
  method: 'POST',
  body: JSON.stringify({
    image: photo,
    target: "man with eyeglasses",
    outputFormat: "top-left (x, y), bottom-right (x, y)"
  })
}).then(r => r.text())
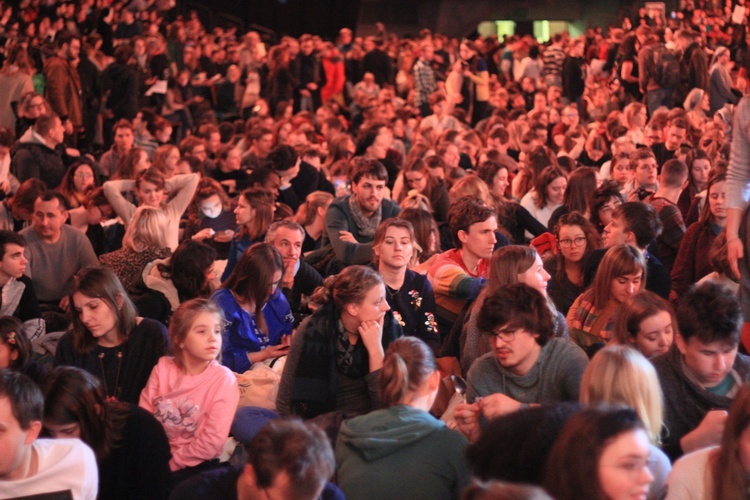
top-left (453, 284), bottom-right (588, 442)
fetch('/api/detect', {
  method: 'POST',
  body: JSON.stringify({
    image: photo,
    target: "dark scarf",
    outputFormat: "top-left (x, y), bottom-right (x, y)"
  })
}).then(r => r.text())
top-left (290, 302), bottom-right (401, 419)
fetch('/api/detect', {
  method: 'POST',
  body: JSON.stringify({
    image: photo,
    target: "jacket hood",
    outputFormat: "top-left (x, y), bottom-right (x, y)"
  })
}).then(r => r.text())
top-left (18, 127), bottom-right (50, 148)
top-left (142, 258), bottom-right (181, 311)
top-left (337, 405), bottom-right (444, 461)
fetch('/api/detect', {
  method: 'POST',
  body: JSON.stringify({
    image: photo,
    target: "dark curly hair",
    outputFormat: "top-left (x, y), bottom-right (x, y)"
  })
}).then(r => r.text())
top-left (477, 283), bottom-right (554, 347)
top-left (678, 281), bottom-right (742, 345)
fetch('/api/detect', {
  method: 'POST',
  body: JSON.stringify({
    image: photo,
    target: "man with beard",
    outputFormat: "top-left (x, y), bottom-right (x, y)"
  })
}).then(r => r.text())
top-left (321, 159), bottom-right (400, 267)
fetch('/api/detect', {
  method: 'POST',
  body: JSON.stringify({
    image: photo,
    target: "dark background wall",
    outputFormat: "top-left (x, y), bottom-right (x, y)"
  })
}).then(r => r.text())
top-left (182, 0), bottom-right (362, 41)
top-left (186, 0), bottom-right (636, 40)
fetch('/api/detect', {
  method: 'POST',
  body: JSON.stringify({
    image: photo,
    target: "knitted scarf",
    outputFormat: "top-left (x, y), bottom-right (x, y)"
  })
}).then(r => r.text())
top-left (290, 303), bottom-right (401, 419)
top-left (348, 194), bottom-right (382, 238)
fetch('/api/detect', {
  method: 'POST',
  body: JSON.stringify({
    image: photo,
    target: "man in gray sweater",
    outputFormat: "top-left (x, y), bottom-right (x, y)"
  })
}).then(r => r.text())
top-left (320, 159), bottom-right (400, 267)
top-left (454, 284), bottom-right (588, 442)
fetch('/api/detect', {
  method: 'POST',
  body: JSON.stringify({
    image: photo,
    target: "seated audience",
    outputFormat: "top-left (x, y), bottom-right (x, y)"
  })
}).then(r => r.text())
top-left (584, 201), bottom-right (670, 299)
top-left (0, 231), bottom-right (43, 339)
top-left (567, 244), bottom-right (646, 354)
top-left (611, 290), bottom-right (676, 358)
top-left (265, 220), bottom-right (323, 323)
top-left (58, 159), bottom-right (100, 209)
top-left (665, 383), bottom-right (750, 499)
top-left (336, 337), bottom-right (470, 499)
top-left (55, 267), bottom-right (168, 404)
top-left (20, 192), bottom-right (99, 327)
top-left (169, 419), bottom-right (338, 500)
top-left (11, 112), bottom-right (70, 190)
top-left (103, 168), bottom-right (199, 251)
top-left (131, 240), bottom-right (217, 326)
top-left (183, 178), bottom-right (235, 261)
top-left (653, 281), bottom-right (750, 461)
top-left (428, 196), bottom-right (496, 338)
top-left (99, 206), bottom-right (172, 294)
top-left (277, 265), bottom-right (402, 418)
top-left (222, 187), bottom-right (275, 281)
top-left (579, 345), bottom-right (672, 498)
top-left (454, 284), bottom-right (588, 442)
top-left (0, 370), bottom-right (98, 499)
top-left (372, 219), bottom-right (440, 354)
top-left (465, 403), bottom-right (581, 487)
top-left (460, 245), bottom-right (568, 374)
top-left (544, 407), bottom-right (654, 500)
top-left (139, 298), bottom-right (239, 482)
top-left (670, 173), bottom-right (727, 301)
top-left (321, 158), bottom-right (401, 267)
top-left (42, 366), bottom-right (171, 500)
top-left (648, 158), bottom-right (688, 272)
top-left (0, 316), bottom-right (45, 384)
top-left (519, 166), bottom-right (567, 237)
top-left (545, 212), bottom-right (601, 316)
top-left (212, 243), bottom-right (293, 373)
top-left (295, 191), bottom-right (334, 253)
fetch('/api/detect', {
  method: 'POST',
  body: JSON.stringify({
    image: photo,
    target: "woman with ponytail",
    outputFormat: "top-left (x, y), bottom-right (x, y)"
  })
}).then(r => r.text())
top-left (335, 337), bottom-right (470, 500)
top-left (276, 265), bottom-right (402, 419)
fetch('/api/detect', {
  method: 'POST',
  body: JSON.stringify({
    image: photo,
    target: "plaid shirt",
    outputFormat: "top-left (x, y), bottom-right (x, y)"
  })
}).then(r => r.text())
top-left (412, 58), bottom-right (437, 106)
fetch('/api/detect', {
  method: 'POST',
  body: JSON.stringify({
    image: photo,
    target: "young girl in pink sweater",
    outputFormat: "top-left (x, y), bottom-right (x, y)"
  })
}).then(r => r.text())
top-left (139, 298), bottom-right (239, 479)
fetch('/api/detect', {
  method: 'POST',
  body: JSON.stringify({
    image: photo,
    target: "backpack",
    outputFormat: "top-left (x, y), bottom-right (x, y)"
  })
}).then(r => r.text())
top-left (652, 45), bottom-right (681, 89)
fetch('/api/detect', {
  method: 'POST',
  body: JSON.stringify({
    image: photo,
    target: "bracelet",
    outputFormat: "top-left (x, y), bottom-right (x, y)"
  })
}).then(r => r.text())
top-left (728, 236), bottom-right (742, 244)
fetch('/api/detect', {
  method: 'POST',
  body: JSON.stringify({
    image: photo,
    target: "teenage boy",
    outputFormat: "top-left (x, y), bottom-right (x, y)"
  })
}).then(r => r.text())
top-left (428, 196), bottom-right (497, 337)
top-left (584, 201), bottom-right (671, 298)
top-left (653, 282), bottom-right (750, 460)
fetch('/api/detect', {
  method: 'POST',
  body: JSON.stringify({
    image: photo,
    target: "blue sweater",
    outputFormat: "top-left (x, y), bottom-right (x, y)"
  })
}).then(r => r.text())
top-left (211, 287), bottom-right (294, 373)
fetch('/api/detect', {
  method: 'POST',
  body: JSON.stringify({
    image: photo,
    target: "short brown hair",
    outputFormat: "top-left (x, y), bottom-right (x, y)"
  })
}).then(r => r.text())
top-left (448, 196), bottom-right (496, 249)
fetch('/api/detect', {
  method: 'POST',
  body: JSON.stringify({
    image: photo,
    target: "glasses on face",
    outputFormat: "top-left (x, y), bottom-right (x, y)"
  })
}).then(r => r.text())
top-left (559, 236), bottom-right (586, 248)
top-left (75, 172), bottom-right (93, 179)
top-left (486, 329), bottom-right (516, 342)
top-left (406, 176), bottom-right (424, 185)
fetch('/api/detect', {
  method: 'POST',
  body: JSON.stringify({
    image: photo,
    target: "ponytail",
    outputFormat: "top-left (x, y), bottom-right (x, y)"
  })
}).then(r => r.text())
top-left (381, 352), bottom-right (410, 407)
top-left (379, 337), bottom-right (437, 407)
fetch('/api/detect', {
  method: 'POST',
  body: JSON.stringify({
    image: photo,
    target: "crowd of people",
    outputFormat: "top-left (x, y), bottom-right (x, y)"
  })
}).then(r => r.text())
top-left (4, 0), bottom-right (750, 498)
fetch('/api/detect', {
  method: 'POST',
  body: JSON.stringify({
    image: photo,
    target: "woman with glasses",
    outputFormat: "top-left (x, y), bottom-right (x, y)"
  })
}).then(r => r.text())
top-left (397, 158), bottom-right (450, 223)
top-left (58, 159), bottom-right (100, 209)
top-left (211, 243), bottom-right (293, 373)
top-left (14, 91), bottom-right (45, 139)
top-left (545, 212), bottom-right (602, 316)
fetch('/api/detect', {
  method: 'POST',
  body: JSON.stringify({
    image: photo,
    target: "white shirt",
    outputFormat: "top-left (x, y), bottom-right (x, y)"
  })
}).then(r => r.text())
top-left (0, 439), bottom-right (98, 500)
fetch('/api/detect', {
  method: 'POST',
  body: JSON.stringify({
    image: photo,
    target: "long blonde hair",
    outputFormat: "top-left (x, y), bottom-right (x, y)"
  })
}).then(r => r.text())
top-left (580, 344), bottom-right (664, 443)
